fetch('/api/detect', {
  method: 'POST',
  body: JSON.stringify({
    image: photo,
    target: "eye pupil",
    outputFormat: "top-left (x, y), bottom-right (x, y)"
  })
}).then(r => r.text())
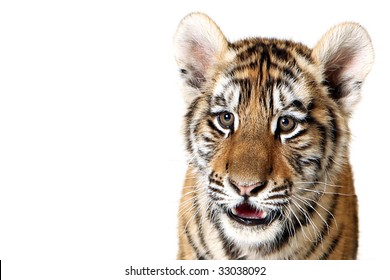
top-left (281, 117), bottom-right (289, 126)
top-left (278, 116), bottom-right (295, 132)
top-left (218, 112), bottom-right (234, 129)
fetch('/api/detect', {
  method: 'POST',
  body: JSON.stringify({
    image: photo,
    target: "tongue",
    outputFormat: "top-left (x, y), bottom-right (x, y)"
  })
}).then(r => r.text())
top-left (234, 203), bottom-right (264, 219)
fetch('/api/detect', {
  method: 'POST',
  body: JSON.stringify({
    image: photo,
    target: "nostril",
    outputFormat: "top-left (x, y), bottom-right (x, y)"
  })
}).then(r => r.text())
top-left (229, 179), bottom-right (241, 195)
top-left (250, 181), bottom-right (267, 196)
top-left (229, 178), bottom-right (268, 196)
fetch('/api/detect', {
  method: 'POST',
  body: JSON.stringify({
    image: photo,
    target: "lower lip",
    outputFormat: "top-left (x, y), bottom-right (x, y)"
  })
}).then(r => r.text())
top-left (226, 209), bottom-right (278, 226)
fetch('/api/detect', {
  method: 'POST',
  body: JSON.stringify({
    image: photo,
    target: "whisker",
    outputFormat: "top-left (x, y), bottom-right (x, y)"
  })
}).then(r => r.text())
top-left (292, 194), bottom-right (328, 241)
top-left (183, 175), bottom-right (199, 180)
top-left (293, 194), bottom-right (328, 227)
top-left (295, 181), bottom-right (345, 188)
top-left (295, 193), bottom-right (338, 230)
top-left (178, 194), bottom-right (208, 220)
top-left (182, 196), bottom-right (209, 235)
top-left (180, 189), bottom-right (200, 197)
top-left (290, 197), bottom-right (318, 242)
top-left (296, 187), bottom-right (356, 197)
top-left (178, 192), bottom-right (206, 211)
top-left (326, 156), bottom-right (344, 169)
top-left (286, 202), bottom-right (310, 242)
top-left (181, 185), bottom-right (198, 189)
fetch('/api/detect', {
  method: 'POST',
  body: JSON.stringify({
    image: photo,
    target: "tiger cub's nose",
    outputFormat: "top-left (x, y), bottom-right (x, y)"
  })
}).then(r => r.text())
top-left (229, 178), bottom-right (268, 196)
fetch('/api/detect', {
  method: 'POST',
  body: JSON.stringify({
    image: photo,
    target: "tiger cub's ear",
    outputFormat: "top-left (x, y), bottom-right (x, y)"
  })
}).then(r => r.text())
top-left (313, 22), bottom-right (374, 116)
top-left (173, 13), bottom-right (229, 103)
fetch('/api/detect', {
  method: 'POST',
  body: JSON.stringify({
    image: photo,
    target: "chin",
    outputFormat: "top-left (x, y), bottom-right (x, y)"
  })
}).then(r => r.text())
top-left (218, 209), bottom-right (285, 247)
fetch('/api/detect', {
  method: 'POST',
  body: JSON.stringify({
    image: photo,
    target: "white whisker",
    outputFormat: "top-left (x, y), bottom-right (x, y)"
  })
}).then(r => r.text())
top-left (296, 187), bottom-right (355, 197)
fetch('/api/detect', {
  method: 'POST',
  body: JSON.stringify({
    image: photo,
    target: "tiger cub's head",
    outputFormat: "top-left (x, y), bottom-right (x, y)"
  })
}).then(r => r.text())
top-left (174, 13), bottom-right (373, 246)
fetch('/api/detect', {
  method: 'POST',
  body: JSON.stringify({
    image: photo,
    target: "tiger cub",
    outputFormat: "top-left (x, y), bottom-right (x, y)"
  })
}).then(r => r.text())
top-left (173, 13), bottom-right (373, 260)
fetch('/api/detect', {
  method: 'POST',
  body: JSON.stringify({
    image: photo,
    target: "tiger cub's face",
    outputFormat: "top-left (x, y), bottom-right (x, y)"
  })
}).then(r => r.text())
top-left (174, 13), bottom-right (373, 246)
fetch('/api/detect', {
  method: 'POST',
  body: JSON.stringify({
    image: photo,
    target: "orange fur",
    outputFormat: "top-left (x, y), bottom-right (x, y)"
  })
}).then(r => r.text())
top-left (174, 13), bottom-right (372, 260)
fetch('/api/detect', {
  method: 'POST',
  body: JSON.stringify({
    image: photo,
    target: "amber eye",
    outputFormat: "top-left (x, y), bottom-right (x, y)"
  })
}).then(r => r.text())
top-left (218, 112), bottom-right (235, 129)
top-left (278, 116), bottom-right (296, 133)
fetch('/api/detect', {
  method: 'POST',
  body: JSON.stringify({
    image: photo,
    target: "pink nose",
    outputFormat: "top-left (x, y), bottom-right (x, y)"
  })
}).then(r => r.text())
top-left (229, 179), bottom-right (267, 196)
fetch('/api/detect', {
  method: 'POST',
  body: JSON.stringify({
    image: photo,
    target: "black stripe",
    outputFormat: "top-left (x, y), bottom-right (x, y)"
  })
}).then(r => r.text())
top-left (212, 95), bottom-right (228, 107)
top-left (233, 78), bottom-right (251, 105)
top-left (225, 86), bottom-right (234, 105)
top-left (197, 148), bottom-right (211, 162)
top-left (324, 109), bottom-right (339, 171)
top-left (202, 136), bottom-right (214, 143)
top-left (262, 213), bottom-right (295, 254)
top-left (193, 197), bottom-right (213, 260)
top-left (236, 42), bottom-right (264, 61)
top-left (184, 133), bottom-right (193, 154)
top-left (328, 83), bottom-right (343, 100)
top-left (209, 178), bottom-right (224, 187)
top-left (278, 86), bottom-right (287, 107)
top-left (181, 66), bottom-right (206, 89)
top-left (184, 227), bottom-right (203, 260)
top-left (302, 114), bottom-right (327, 158)
top-left (267, 77), bottom-right (274, 118)
top-left (265, 193), bottom-right (288, 201)
top-left (207, 119), bottom-right (225, 137)
top-left (259, 46), bottom-right (271, 69)
top-left (238, 89), bottom-right (243, 107)
top-left (243, 78), bottom-right (252, 102)
top-left (319, 226), bottom-right (343, 260)
top-left (285, 154), bottom-right (303, 175)
top-left (208, 130), bottom-right (223, 139)
top-left (301, 156), bottom-right (322, 172)
top-left (328, 109), bottom-right (339, 143)
top-left (263, 201), bottom-right (288, 207)
top-left (307, 101), bottom-right (314, 112)
top-left (219, 80), bottom-right (235, 97)
top-left (207, 193), bottom-right (224, 202)
top-left (303, 192), bottom-right (339, 259)
top-left (184, 97), bottom-right (202, 155)
top-left (283, 99), bottom-right (307, 114)
top-left (283, 67), bottom-right (298, 82)
top-left (295, 45), bottom-right (314, 64)
top-left (284, 129), bottom-right (308, 142)
top-left (207, 207), bottom-right (218, 224)
top-left (266, 193), bottom-right (321, 256)
top-left (270, 44), bottom-right (290, 61)
top-left (192, 122), bottom-right (201, 136)
top-left (270, 185), bottom-right (289, 193)
top-left (291, 142), bottom-right (312, 151)
top-left (316, 123), bottom-right (327, 157)
top-left (258, 46), bottom-right (271, 86)
top-left (231, 61), bottom-right (280, 77)
top-left (298, 198), bottom-right (318, 228)
top-left (209, 186), bottom-right (226, 195)
top-left (230, 61), bottom-right (259, 74)
top-left (213, 215), bottom-right (242, 259)
top-left (291, 100), bottom-right (305, 111)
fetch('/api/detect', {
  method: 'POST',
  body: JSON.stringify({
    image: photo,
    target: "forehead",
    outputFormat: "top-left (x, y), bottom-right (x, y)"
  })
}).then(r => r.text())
top-left (230, 37), bottom-right (314, 72)
top-left (211, 38), bottom-right (318, 113)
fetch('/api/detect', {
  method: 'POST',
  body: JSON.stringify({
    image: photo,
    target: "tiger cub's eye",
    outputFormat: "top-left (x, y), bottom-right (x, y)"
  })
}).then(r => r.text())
top-left (278, 116), bottom-right (296, 133)
top-left (218, 112), bottom-right (235, 129)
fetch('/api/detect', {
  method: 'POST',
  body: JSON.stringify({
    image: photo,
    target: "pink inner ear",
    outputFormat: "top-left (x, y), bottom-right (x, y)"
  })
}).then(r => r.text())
top-left (342, 53), bottom-right (367, 82)
top-left (326, 47), bottom-right (363, 85)
top-left (328, 42), bottom-right (373, 85)
top-left (189, 39), bottom-right (214, 72)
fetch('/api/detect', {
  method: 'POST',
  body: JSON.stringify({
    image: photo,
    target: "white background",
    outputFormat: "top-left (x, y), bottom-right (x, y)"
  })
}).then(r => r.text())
top-left (0, 0), bottom-right (389, 279)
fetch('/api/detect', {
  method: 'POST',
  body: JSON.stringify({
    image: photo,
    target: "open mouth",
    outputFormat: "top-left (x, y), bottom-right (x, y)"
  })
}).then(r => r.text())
top-left (227, 202), bottom-right (278, 226)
